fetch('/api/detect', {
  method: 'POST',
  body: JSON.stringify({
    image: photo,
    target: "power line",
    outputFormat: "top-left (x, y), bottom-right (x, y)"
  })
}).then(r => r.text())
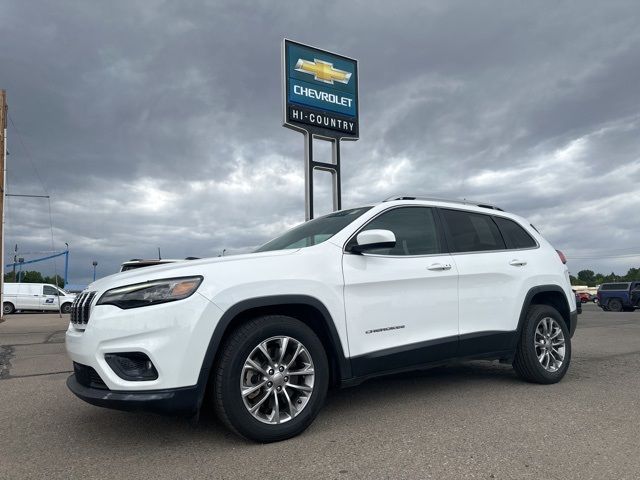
top-left (568, 253), bottom-right (640, 259)
top-left (7, 113), bottom-right (48, 195)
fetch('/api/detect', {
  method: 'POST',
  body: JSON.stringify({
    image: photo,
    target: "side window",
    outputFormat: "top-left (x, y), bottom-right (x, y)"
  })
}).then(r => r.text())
top-left (493, 216), bottom-right (537, 249)
top-left (601, 283), bottom-right (629, 291)
top-left (441, 209), bottom-right (506, 253)
top-left (348, 207), bottom-right (442, 256)
top-left (43, 285), bottom-right (58, 296)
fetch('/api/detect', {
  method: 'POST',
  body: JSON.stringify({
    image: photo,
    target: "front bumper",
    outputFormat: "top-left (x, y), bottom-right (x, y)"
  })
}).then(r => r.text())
top-left (65, 291), bottom-right (222, 393)
top-left (66, 374), bottom-right (199, 415)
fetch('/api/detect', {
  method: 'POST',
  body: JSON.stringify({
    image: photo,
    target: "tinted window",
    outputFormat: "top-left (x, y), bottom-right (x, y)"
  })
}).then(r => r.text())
top-left (441, 209), bottom-right (506, 253)
top-left (493, 216), bottom-right (537, 249)
top-left (255, 207), bottom-right (372, 252)
top-left (43, 285), bottom-right (58, 296)
top-left (600, 283), bottom-right (629, 291)
top-left (347, 207), bottom-right (442, 255)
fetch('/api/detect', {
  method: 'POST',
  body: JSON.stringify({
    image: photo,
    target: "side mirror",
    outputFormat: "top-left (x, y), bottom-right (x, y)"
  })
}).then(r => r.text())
top-left (350, 229), bottom-right (396, 254)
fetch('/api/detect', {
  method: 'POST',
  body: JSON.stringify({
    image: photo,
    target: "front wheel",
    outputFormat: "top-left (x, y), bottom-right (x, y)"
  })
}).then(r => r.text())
top-left (3, 302), bottom-right (15, 315)
top-left (513, 305), bottom-right (571, 384)
top-left (212, 315), bottom-right (329, 442)
top-left (61, 303), bottom-right (72, 314)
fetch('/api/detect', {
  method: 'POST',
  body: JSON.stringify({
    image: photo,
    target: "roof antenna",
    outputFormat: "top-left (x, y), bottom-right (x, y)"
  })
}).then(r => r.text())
top-left (158, 247), bottom-right (161, 260)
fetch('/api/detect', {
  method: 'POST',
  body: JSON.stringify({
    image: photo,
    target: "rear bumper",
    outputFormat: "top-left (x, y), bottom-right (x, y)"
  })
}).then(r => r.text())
top-left (66, 374), bottom-right (199, 416)
top-left (569, 310), bottom-right (578, 337)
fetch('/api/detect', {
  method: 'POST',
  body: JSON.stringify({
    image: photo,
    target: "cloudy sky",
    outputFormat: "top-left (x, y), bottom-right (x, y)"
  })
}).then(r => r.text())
top-left (1, 0), bottom-right (639, 285)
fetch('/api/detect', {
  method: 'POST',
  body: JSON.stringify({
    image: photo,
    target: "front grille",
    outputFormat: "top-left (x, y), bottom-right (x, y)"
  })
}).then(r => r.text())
top-left (73, 362), bottom-right (108, 390)
top-left (70, 291), bottom-right (96, 325)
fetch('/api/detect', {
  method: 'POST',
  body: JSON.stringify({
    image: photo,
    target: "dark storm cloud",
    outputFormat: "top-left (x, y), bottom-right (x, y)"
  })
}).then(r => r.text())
top-left (1, 0), bottom-right (639, 283)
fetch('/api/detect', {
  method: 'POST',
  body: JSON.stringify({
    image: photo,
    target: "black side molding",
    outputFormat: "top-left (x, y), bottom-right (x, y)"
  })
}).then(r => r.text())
top-left (514, 285), bottom-right (573, 346)
top-left (350, 330), bottom-right (518, 382)
top-left (569, 310), bottom-right (578, 337)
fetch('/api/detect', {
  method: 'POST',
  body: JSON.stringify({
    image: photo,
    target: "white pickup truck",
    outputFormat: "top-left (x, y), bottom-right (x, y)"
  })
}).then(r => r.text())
top-left (3, 283), bottom-right (76, 314)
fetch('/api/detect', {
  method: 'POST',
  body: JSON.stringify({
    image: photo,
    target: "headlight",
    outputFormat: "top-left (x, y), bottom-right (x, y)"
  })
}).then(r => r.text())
top-left (97, 276), bottom-right (203, 309)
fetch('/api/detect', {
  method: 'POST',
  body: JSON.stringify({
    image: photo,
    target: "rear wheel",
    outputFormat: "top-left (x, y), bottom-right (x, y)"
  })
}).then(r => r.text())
top-left (213, 315), bottom-right (328, 442)
top-left (3, 302), bottom-right (15, 315)
top-left (607, 298), bottom-right (623, 312)
top-left (513, 305), bottom-right (571, 384)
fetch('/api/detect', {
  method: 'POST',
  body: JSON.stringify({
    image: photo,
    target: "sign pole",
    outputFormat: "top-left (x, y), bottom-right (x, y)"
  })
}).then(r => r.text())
top-left (332, 140), bottom-right (341, 212)
top-left (304, 132), bottom-right (314, 221)
top-left (282, 39), bottom-right (358, 220)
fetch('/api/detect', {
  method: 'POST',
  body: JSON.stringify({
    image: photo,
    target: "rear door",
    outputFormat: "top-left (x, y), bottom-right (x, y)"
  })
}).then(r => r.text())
top-left (342, 206), bottom-right (459, 376)
top-left (439, 209), bottom-right (538, 355)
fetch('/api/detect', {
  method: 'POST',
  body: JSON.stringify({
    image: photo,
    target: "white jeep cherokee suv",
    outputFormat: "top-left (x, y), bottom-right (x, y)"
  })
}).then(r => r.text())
top-left (66, 196), bottom-right (577, 442)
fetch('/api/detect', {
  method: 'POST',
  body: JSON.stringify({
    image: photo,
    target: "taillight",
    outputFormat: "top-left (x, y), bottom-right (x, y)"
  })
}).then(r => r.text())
top-left (556, 250), bottom-right (567, 264)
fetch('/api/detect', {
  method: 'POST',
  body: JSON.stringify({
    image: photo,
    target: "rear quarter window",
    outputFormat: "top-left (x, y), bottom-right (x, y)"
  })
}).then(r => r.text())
top-left (493, 216), bottom-right (537, 249)
top-left (440, 209), bottom-right (506, 253)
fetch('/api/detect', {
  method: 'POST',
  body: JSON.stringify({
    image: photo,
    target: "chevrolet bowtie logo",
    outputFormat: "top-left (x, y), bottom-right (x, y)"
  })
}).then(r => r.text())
top-left (295, 58), bottom-right (352, 85)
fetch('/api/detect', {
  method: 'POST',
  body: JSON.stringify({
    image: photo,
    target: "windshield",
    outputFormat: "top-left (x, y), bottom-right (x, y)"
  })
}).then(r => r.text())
top-left (255, 207), bottom-right (372, 253)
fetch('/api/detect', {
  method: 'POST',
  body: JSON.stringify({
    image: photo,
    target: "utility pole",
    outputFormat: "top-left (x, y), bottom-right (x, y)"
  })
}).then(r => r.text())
top-left (0, 90), bottom-right (7, 320)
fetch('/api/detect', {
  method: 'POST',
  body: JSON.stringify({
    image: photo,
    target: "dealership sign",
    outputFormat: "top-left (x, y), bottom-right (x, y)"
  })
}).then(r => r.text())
top-left (283, 39), bottom-right (359, 139)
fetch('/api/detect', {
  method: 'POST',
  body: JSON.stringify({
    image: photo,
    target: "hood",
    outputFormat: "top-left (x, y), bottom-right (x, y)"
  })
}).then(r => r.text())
top-left (86, 249), bottom-right (300, 292)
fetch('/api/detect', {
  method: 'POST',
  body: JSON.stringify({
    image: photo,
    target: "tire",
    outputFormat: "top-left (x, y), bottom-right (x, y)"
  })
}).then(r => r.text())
top-left (607, 298), bottom-right (623, 312)
top-left (61, 303), bottom-right (72, 314)
top-left (212, 315), bottom-right (329, 443)
top-left (513, 305), bottom-right (571, 384)
top-left (3, 302), bottom-right (15, 315)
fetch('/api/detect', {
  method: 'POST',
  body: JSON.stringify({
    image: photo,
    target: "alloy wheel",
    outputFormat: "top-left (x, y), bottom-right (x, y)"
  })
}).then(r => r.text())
top-left (534, 317), bottom-right (565, 372)
top-left (240, 336), bottom-right (315, 425)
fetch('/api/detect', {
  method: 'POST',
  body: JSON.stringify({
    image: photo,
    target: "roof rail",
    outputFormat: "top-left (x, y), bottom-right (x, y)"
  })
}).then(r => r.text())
top-left (383, 195), bottom-right (503, 211)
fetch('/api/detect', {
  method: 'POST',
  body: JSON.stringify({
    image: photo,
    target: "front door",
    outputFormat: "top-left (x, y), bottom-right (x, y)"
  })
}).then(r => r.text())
top-left (342, 206), bottom-right (459, 377)
top-left (40, 285), bottom-right (60, 310)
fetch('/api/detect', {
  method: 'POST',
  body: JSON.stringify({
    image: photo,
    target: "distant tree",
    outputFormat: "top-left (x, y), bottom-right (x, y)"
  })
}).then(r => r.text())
top-left (603, 272), bottom-right (621, 283)
top-left (43, 274), bottom-right (64, 287)
top-left (3, 270), bottom-right (65, 286)
top-left (624, 268), bottom-right (640, 281)
top-left (20, 271), bottom-right (45, 283)
top-left (569, 275), bottom-right (579, 285)
top-left (577, 270), bottom-right (596, 286)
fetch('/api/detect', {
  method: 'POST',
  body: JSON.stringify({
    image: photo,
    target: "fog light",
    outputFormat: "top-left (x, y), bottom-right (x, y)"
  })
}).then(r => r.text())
top-left (105, 352), bottom-right (158, 381)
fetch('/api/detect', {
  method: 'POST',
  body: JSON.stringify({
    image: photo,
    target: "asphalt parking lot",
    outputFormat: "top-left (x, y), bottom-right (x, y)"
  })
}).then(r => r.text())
top-left (1, 303), bottom-right (639, 479)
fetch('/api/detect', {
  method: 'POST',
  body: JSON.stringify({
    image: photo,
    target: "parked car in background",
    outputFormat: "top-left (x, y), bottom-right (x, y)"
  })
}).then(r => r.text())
top-left (573, 291), bottom-right (582, 314)
top-left (576, 292), bottom-right (593, 303)
top-left (597, 282), bottom-right (640, 312)
top-left (3, 283), bottom-right (76, 314)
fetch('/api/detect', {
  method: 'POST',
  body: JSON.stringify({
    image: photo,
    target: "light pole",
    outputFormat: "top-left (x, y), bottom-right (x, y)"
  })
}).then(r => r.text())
top-left (17, 257), bottom-right (24, 283)
top-left (92, 261), bottom-right (98, 282)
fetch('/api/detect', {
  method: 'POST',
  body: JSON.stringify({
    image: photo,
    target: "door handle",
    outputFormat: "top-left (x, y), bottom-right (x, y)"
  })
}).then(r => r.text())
top-left (427, 263), bottom-right (452, 271)
top-left (509, 259), bottom-right (527, 267)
